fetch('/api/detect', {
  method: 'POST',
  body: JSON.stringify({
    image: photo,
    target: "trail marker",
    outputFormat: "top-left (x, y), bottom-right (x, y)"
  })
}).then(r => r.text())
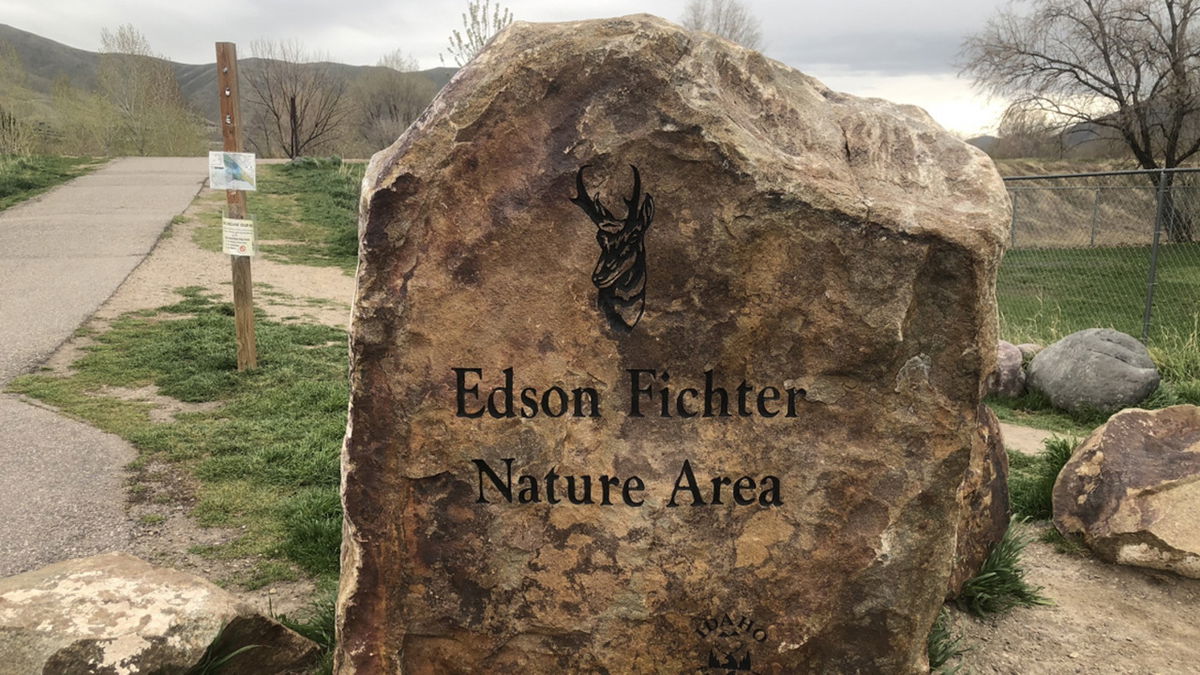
top-left (215, 42), bottom-right (257, 371)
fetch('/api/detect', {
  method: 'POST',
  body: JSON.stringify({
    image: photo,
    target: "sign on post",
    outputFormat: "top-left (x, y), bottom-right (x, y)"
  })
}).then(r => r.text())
top-left (208, 152), bottom-right (257, 191)
top-left (221, 216), bottom-right (255, 257)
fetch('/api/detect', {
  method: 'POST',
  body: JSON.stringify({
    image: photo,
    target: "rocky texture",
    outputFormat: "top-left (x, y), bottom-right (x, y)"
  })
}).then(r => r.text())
top-left (338, 14), bottom-right (1009, 673)
top-left (1054, 406), bottom-right (1200, 578)
top-left (1016, 342), bottom-right (1042, 362)
top-left (949, 406), bottom-right (1011, 596)
top-left (1028, 329), bottom-right (1159, 414)
top-left (0, 552), bottom-right (317, 674)
top-left (990, 340), bottom-right (1026, 398)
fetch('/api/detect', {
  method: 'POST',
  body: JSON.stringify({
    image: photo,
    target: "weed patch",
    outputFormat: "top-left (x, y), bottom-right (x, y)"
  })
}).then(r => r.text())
top-left (927, 607), bottom-right (965, 674)
top-left (955, 521), bottom-right (1050, 616)
top-left (1009, 436), bottom-right (1076, 520)
top-left (277, 586), bottom-right (336, 675)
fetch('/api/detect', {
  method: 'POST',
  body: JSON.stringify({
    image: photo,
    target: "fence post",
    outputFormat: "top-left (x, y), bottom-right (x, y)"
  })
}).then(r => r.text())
top-left (1010, 190), bottom-right (1017, 248)
top-left (1090, 187), bottom-right (1100, 248)
top-left (1141, 169), bottom-right (1167, 341)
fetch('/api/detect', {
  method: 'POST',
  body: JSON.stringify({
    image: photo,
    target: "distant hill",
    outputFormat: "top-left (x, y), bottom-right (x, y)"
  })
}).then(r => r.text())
top-left (966, 135), bottom-right (997, 153)
top-left (0, 23), bottom-right (452, 125)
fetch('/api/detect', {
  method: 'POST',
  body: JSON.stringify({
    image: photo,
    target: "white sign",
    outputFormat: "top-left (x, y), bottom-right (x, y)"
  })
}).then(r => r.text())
top-left (222, 217), bottom-right (256, 257)
top-left (209, 151), bottom-right (257, 191)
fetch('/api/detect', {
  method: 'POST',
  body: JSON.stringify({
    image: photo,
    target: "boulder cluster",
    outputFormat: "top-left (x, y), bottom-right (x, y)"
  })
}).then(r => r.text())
top-left (990, 328), bottom-right (1160, 415)
top-left (991, 329), bottom-right (1200, 580)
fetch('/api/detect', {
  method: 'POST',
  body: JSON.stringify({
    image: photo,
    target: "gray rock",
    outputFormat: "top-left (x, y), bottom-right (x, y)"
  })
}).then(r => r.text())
top-left (1028, 328), bottom-right (1159, 414)
top-left (1015, 342), bottom-right (1042, 362)
top-left (990, 340), bottom-right (1026, 398)
top-left (1054, 406), bottom-right (1200, 577)
top-left (0, 552), bottom-right (317, 674)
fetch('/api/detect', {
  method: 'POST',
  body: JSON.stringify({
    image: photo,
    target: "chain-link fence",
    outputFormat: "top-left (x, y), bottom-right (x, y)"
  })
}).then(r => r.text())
top-left (1000, 168), bottom-right (1200, 344)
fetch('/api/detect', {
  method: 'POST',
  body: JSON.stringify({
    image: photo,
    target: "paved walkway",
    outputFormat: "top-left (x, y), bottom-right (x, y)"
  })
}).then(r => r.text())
top-left (0, 157), bottom-right (206, 577)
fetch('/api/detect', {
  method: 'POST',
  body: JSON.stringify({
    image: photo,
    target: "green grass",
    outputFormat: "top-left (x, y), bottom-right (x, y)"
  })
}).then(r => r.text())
top-left (996, 242), bottom-right (1200, 433)
top-left (1008, 437), bottom-right (1077, 520)
top-left (194, 157), bottom-right (364, 273)
top-left (986, 390), bottom-right (1104, 436)
top-left (277, 585), bottom-right (337, 675)
top-left (1038, 527), bottom-right (1089, 557)
top-left (0, 155), bottom-right (98, 211)
top-left (7, 288), bottom-right (346, 586)
top-left (926, 608), bottom-right (965, 674)
top-left (954, 521), bottom-right (1050, 617)
top-left (997, 243), bottom-right (1200, 344)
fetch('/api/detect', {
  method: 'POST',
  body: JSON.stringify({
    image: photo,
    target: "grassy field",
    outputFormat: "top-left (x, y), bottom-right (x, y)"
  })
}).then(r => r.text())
top-left (995, 238), bottom-right (1200, 432)
top-left (194, 158), bottom-right (363, 273)
top-left (0, 155), bottom-right (98, 211)
top-left (997, 242), bottom-right (1200, 344)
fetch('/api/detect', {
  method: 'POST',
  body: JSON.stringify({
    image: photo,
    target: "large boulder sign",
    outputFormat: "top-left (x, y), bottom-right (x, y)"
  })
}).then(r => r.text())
top-left (337, 14), bottom-right (1008, 673)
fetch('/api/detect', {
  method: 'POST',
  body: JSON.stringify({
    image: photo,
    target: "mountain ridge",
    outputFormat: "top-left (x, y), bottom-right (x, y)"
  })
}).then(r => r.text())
top-left (0, 23), bottom-right (455, 125)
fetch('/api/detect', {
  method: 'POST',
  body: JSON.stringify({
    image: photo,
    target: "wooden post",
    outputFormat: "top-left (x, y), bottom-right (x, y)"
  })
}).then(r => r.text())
top-left (216, 42), bottom-right (257, 370)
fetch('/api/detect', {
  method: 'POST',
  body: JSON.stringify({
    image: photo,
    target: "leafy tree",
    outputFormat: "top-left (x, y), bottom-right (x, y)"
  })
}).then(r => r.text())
top-left (681, 0), bottom-right (763, 50)
top-left (245, 40), bottom-right (350, 159)
top-left (963, 0), bottom-right (1200, 241)
top-left (441, 0), bottom-right (513, 66)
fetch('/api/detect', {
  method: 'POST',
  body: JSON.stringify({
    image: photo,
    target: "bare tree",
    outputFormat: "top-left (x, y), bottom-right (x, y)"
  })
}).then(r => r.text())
top-left (990, 107), bottom-right (1067, 159)
top-left (245, 40), bottom-right (349, 159)
top-left (0, 41), bottom-right (36, 155)
top-left (963, 0), bottom-right (1200, 241)
top-left (98, 24), bottom-right (203, 155)
top-left (441, 0), bottom-right (513, 66)
top-left (681, 0), bottom-right (763, 50)
top-left (351, 50), bottom-right (437, 153)
top-left (377, 48), bottom-right (419, 73)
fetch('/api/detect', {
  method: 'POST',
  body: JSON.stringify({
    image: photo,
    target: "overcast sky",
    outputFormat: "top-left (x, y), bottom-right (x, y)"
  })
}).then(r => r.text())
top-left (0, 0), bottom-right (1010, 135)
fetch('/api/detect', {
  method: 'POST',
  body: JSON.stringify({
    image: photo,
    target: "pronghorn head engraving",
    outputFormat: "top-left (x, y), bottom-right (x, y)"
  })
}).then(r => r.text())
top-left (569, 164), bottom-right (654, 331)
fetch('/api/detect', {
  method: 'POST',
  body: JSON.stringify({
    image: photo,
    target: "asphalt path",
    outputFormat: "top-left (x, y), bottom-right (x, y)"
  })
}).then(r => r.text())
top-left (0, 157), bottom-right (206, 577)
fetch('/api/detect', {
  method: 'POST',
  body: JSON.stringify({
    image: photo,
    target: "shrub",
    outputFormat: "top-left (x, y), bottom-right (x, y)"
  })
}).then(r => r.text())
top-left (955, 520), bottom-right (1050, 617)
top-left (1008, 436), bottom-right (1076, 520)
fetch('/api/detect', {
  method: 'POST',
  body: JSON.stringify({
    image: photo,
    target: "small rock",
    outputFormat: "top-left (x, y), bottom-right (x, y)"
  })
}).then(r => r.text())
top-left (0, 552), bottom-right (318, 674)
top-left (1028, 328), bottom-right (1159, 414)
top-left (989, 340), bottom-right (1026, 398)
top-left (1015, 342), bottom-right (1042, 361)
top-left (1053, 406), bottom-right (1200, 578)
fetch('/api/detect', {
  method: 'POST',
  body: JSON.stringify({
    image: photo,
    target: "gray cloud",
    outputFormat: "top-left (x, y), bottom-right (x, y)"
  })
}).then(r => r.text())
top-left (1, 0), bottom-right (1002, 73)
top-left (0, 0), bottom-right (1008, 132)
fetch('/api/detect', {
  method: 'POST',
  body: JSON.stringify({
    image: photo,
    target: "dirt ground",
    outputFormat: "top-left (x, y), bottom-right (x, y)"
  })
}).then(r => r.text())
top-left (38, 186), bottom-right (354, 616)
top-left (32, 185), bottom-right (1200, 666)
top-left (951, 533), bottom-right (1200, 673)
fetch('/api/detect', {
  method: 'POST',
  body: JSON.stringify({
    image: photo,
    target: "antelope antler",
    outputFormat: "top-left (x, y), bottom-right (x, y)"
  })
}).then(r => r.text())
top-left (570, 165), bottom-right (616, 227)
